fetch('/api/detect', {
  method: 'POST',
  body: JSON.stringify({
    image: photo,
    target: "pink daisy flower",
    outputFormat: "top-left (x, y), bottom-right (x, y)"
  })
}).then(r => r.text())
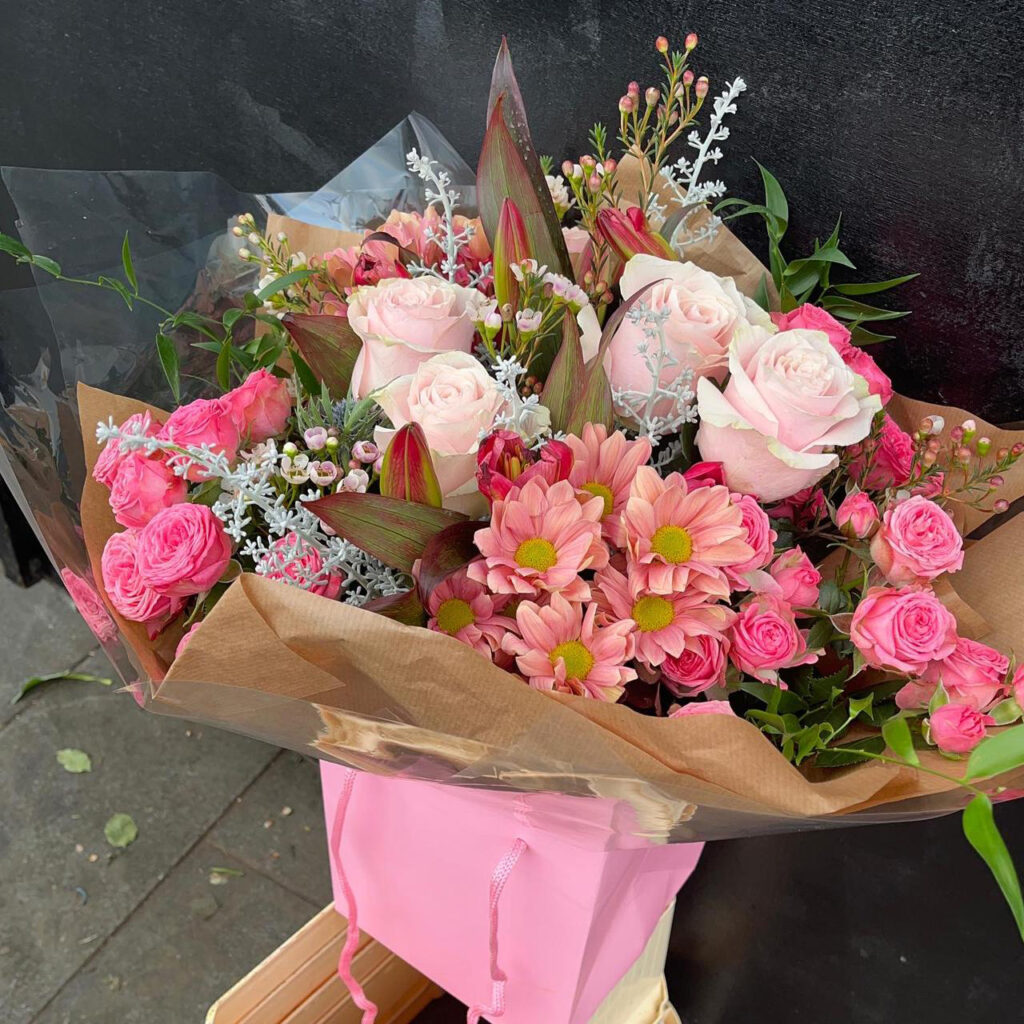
top-left (593, 561), bottom-right (735, 668)
top-left (468, 477), bottom-right (608, 601)
top-left (622, 466), bottom-right (753, 596)
top-left (566, 424), bottom-right (652, 544)
top-left (425, 564), bottom-right (511, 656)
top-left (502, 592), bottom-right (636, 700)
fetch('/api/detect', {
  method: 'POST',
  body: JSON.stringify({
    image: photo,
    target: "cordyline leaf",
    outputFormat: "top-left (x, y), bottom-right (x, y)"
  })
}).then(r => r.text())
top-left (307, 492), bottom-right (466, 572)
top-left (962, 793), bottom-right (1024, 942)
top-left (282, 313), bottom-right (362, 397)
top-left (965, 724), bottom-right (1024, 782)
top-left (594, 208), bottom-right (676, 263)
top-left (379, 423), bottom-right (444, 507)
top-left (492, 198), bottom-right (531, 310)
top-left (542, 313), bottom-right (586, 433)
top-left (362, 588), bottom-right (426, 626)
top-left (416, 520), bottom-right (482, 600)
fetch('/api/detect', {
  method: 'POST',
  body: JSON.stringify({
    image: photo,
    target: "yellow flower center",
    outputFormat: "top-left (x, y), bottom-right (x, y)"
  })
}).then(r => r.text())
top-left (515, 537), bottom-right (558, 572)
top-left (549, 640), bottom-right (594, 681)
top-left (631, 595), bottom-right (675, 632)
top-left (581, 481), bottom-right (615, 518)
top-left (650, 524), bottom-right (693, 564)
top-left (435, 597), bottom-right (475, 635)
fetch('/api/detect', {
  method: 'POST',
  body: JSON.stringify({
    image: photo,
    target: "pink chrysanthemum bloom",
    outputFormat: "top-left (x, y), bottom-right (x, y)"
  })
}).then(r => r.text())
top-left (425, 564), bottom-right (510, 656)
top-left (468, 477), bottom-right (608, 601)
top-left (593, 561), bottom-right (735, 668)
top-left (566, 424), bottom-right (652, 544)
top-left (621, 466), bottom-right (753, 596)
top-left (502, 592), bottom-right (636, 700)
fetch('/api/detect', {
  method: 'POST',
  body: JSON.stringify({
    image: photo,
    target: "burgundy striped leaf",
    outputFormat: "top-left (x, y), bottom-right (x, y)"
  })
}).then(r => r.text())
top-left (362, 588), bottom-right (426, 626)
top-left (282, 313), bottom-right (362, 397)
top-left (542, 313), bottom-right (586, 434)
top-left (492, 198), bottom-right (531, 310)
top-left (379, 423), bottom-right (444, 508)
top-left (595, 207), bottom-right (677, 263)
top-left (415, 520), bottom-right (482, 601)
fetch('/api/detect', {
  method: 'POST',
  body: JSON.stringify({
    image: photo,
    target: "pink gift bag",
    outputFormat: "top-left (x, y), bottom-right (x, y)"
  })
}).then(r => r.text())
top-left (320, 762), bottom-right (703, 1024)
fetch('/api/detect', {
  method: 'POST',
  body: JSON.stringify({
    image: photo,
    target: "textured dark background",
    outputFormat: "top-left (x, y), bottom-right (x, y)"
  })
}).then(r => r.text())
top-left (1, 1), bottom-right (1023, 1020)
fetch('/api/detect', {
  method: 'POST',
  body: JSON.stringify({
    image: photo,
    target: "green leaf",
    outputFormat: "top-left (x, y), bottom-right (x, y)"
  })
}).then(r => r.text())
top-left (754, 160), bottom-right (788, 238)
top-left (806, 617), bottom-right (835, 652)
top-left (282, 313), bottom-right (362, 398)
top-left (990, 698), bottom-right (1024, 727)
top-left (379, 423), bottom-right (444, 508)
top-left (215, 341), bottom-right (232, 392)
top-left (291, 351), bottom-right (321, 397)
top-left (56, 748), bottom-right (92, 773)
top-left (753, 273), bottom-right (772, 313)
top-left (156, 332), bottom-right (181, 403)
top-left (740, 678), bottom-right (807, 714)
top-left (12, 671), bottom-right (112, 705)
top-left (222, 307), bottom-right (245, 331)
top-left (815, 735), bottom-right (886, 767)
top-left (306, 492), bottom-right (466, 573)
top-left (817, 580), bottom-right (846, 614)
top-left (121, 232), bottom-right (138, 293)
top-left (361, 588), bottom-right (426, 626)
top-left (882, 715), bottom-right (920, 765)
top-left (0, 231), bottom-right (31, 259)
top-left (820, 295), bottom-right (910, 322)
top-left (542, 313), bottom-right (585, 433)
top-left (832, 273), bottom-right (919, 296)
top-left (104, 813), bottom-right (138, 849)
top-left (255, 266), bottom-right (314, 302)
top-left (849, 694), bottom-right (874, 718)
top-left (97, 275), bottom-right (134, 309)
top-left (31, 254), bottom-right (62, 277)
top-left (962, 793), bottom-right (1024, 941)
top-left (849, 324), bottom-right (896, 346)
top-left (965, 724), bottom-right (1024, 782)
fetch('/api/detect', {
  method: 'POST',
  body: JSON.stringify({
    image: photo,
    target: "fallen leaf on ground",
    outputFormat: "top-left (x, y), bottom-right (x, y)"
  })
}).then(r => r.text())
top-left (56, 748), bottom-right (92, 773)
top-left (104, 813), bottom-right (138, 848)
top-left (13, 671), bottom-right (112, 705)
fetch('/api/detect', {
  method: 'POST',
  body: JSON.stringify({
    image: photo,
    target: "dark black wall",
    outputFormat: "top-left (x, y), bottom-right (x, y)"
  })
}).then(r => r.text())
top-left (2, 0), bottom-right (1023, 420)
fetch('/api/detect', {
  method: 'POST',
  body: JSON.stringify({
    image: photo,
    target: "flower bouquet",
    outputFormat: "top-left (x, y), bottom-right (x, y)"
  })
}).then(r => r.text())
top-left (4, 30), bottom-right (1024, 1021)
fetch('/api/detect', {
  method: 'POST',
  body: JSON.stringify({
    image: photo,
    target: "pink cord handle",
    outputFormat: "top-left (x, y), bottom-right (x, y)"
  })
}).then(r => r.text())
top-left (329, 767), bottom-right (379, 1024)
top-left (466, 837), bottom-right (528, 1024)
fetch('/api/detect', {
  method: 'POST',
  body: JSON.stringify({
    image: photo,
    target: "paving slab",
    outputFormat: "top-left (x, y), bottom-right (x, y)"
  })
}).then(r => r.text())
top-left (0, 651), bottom-right (278, 1023)
top-left (31, 841), bottom-right (320, 1024)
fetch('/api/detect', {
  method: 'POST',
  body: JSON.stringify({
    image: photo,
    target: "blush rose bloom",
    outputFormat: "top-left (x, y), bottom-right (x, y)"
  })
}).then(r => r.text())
top-left (93, 412), bottom-right (157, 487)
top-left (696, 324), bottom-right (881, 502)
top-left (725, 493), bottom-right (777, 590)
top-left (158, 397), bottom-right (240, 481)
top-left (897, 636), bottom-right (1011, 711)
top-left (769, 547), bottom-right (822, 609)
top-left (772, 303), bottom-right (893, 404)
top-left (108, 452), bottom-right (187, 528)
top-left (927, 703), bottom-right (994, 754)
top-left (347, 276), bottom-right (488, 398)
top-left (836, 491), bottom-right (879, 538)
top-left (135, 503), bottom-right (233, 597)
top-left (260, 533), bottom-right (344, 600)
top-left (374, 352), bottom-right (510, 514)
top-left (850, 414), bottom-right (915, 490)
top-left (729, 594), bottom-right (820, 683)
top-left (870, 495), bottom-right (964, 585)
top-left (661, 634), bottom-right (728, 696)
top-left (669, 699), bottom-right (736, 718)
top-left (849, 585), bottom-right (957, 675)
top-left (225, 369), bottom-right (292, 443)
top-left (101, 529), bottom-right (184, 632)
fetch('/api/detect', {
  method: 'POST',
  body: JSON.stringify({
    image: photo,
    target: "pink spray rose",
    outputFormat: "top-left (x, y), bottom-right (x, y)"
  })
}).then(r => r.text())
top-left (849, 585), bottom-right (957, 675)
top-left (769, 486), bottom-right (827, 529)
top-left (869, 495), bottom-right (964, 585)
top-left (93, 412), bottom-right (158, 487)
top-left (772, 304), bottom-right (893, 404)
top-left (158, 397), bottom-right (240, 481)
top-left (897, 637), bottom-right (1011, 711)
top-left (851, 414), bottom-right (915, 490)
top-left (836, 491), bottom-right (879, 538)
top-left (107, 452), bottom-right (187, 528)
top-left (669, 699), bottom-right (736, 718)
top-left (725, 493), bottom-right (777, 590)
top-left (60, 568), bottom-right (118, 644)
top-left (769, 547), bottom-right (822, 609)
top-left (696, 323), bottom-right (881, 502)
top-left (225, 369), bottom-right (292, 443)
top-left (661, 635), bottom-right (728, 695)
top-left (100, 530), bottom-right (184, 631)
top-left (927, 703), bottom-right (994, 754)
top-left (259, 533), bottom-right (344, 599)
top-left (1014, 665), bottom-right (1024, 709)
top-left (135, 503), bottom-right (233, 597)
top-left (728, 594), bottom-right (820, 683)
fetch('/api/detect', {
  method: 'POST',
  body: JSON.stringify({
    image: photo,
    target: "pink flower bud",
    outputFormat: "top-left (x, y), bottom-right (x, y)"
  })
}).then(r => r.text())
top-left (950, 425), bottom-right (964, 443)
top-left (352, 440), bottom-right (378, 463)
top-left (685, 32), bottom-right (698, 50)
top-left (1013, 442), bottom-right (1024, 457)
top-left (655, 36), bottom-right (669, 53)
top-left (989, 474), bottom-right (1004, 488)
top-left (580, 154), bottom-right (596, 170)
top-left (695, 76), bottom-right (709, 98)
top-left (303, 427), bottom-right (328, 451)
top-left (561, 159), bottom-right (574, 178)
top-left (836, 492), bottom-right (879, 539)
top-left (682, 69), bottom-right (695, 87)
top-left (628, 80), bottom-right (640, 95)
top-left (603, 158), bottom-right (617, 174)
top-left (618, 95), bottom-right (635, 113)
top-left (645, 87), bottom-right (660, 106)
top-left (588, 173), bottom-right (602, 191)
top-left (373, 454), bottom-right (384, 474)
top-left (994, 498), bottom-right (1010, 514)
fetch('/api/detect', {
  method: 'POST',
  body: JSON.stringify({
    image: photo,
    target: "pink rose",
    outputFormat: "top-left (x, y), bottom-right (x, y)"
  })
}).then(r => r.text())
top-left (662, 635), bottom-right (728, 695)
top-left (375, 352), bottom-right (509, 514)
top-left (158, 397), bottom-right (240, 481)
top-left (850, 414), bottom-right (914, 490)
top-left (729, 594), bottom-right (819, 683)
top-left (869, 495), bottom-right (964, 585)
top-left (836, 491), bottom-right (879, 538)
top-left (1014, 665), bottom-right (1024, 708)
top-left (769, 486), bottom-right (826, 529)
top-left (681, 461), bottom-right (725, 489)
top-left (100, 530), bottom-right (184, 631)
top-left (696, 324), bottom-right (881, 502)
top-left (60, 568), bottom-right (118, 643)
top-left (769, 547), bottom-right (822, 609)
top-left (477, 431), bottom-right (573, 506)
top-left (347, 276), bottom-right (487, 398)
top-left (259, 533), bottom-right (344, 599)
top-left (107, 452), bottom-right (187, 528)
top-left (175, 621), bottom-right (202, 661)
top-left (669, 699), bottom-right (736, 718)
top-left (850, 585), bottom-right (957, 675)
top-left (772, 304), bottom-right (893, 404)
top-left (135, 503), bottom-right (233, 597)
top-left (93, 412), bottom-right (158, 487)
top-left (726, 493), bottom-right (777, 589)
top-left (900, 637), bottom-right (1010, 711)
top-left (351, 240), bottom-right (413, 287)
top-left (927, 703), bottom-right (994, 754)
top-left (225, 369), bottom-right (292, 443)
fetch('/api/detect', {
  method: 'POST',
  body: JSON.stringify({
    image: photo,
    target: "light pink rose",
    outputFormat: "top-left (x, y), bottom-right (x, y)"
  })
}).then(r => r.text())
top-left (769, 547), bottom-right (822, 609)
top-left (260, 533), bottom-right (344, 599)
top-left (836, 491), bottom-right (879, 538)
top-left (375, 352), bottom-right (508, 514)
top-left (696, 324), bottom-right (882, 502)
top-left (101, 530), bottom-right (184, 631)
top-left (869, 495), bottom-right (964, 585)
top-left (728, 594), bottom-right (819, 683)
top-left (850, 414), bottom-right (914, 490)
top-left (93, 412), bottom-right (157, 487)
top-left (669, 699), bottom-right (736, 718)
top-left (158, 397), bottom-right (240, 481)
top-left (175, 621), bottom-right (202, 661)
top-left (900, 637), bottom-right (1011, 711)
top-left (107, 452), bottom-right (187, 528)
top-left (725, 493), bottom-right (777, 589)
top-left (60, 568), bottom-right (118, 643)
top-left (850, 585), bottom-right (957, 675)
top-left (347, 276), bottom-right (487, 398)
top-left (661, 635), bottom-right (728, 695)
top-left (772, 303), bottom-right (893, 404)
top-left (927, 703), bottom-right (994, 754)
top-left (225, 369), bottom-right (292, 443)
top-left (604, 255), bottom-right (773, 418)
top-left (135, 503), bottom-right (233, 597)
